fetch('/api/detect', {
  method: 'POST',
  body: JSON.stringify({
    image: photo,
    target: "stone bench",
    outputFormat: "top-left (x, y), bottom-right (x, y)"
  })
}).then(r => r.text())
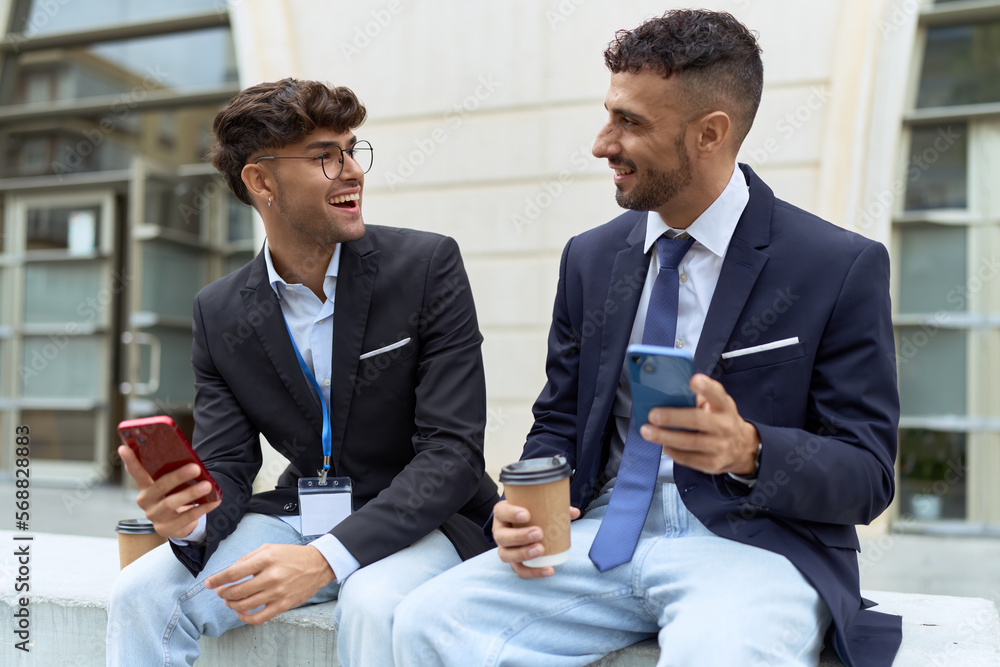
top-left (1, 531), bottom-right (997, 665)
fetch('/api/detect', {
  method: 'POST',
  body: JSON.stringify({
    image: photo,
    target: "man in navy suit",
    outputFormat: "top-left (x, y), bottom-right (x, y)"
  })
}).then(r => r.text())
top-left (395, 10), bottom-right (901, 666)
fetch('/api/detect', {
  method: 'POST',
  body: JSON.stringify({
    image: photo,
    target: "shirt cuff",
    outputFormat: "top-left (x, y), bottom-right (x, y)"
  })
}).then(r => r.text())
top-left (310, 533), bottom-right (361, 583)
top-left (168, 514), bottom-right (208, 546)
top-left (728, 440), bottom-right (763, 487)
top-left (727, 471), bottom-right (757, 487)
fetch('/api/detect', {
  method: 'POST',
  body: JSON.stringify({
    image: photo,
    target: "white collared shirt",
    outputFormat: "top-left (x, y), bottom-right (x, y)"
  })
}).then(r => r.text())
top-left (263, 239), bottom-right (341, 408)
top-left (173, 240), bottom-right (361, 583)
top-left (605, 163), bottom-right (750, 484)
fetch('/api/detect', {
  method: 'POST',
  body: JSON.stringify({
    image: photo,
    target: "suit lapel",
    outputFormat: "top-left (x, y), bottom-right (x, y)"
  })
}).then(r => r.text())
top-left (583, 215), bottom-right (648, 449)
top-left (241, 250), bottom-right (323, 439)
top-left (330, 233), bottom-right (379, 470)
top-left (693, 164), bottom-right (774, 376)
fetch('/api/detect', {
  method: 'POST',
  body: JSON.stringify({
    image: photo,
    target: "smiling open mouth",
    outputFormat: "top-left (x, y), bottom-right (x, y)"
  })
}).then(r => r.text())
top-left (329, 193), bottom-right (360, 208)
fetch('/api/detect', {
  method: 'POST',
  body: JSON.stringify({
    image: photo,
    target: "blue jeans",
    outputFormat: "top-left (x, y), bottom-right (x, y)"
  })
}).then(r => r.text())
top-left (106, 513), bottom-right (460, 666)
top-left (394, 483), bottom-right (831, 667)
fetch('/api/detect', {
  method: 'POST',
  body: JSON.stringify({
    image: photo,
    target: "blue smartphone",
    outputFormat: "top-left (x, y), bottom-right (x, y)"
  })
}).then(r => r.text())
top-left (626, 344), bottom-right (695, 427)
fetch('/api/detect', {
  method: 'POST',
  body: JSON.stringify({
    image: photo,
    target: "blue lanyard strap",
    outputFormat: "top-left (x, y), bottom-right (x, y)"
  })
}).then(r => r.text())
top-left (282, 319), bottom-right (331, 478)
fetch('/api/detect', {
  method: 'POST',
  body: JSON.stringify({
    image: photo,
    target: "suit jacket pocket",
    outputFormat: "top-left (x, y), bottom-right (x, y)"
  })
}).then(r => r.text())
top-left (360, 337), bottom-right (412, 360)
top-left (719, 341), bottom-right (805, 374)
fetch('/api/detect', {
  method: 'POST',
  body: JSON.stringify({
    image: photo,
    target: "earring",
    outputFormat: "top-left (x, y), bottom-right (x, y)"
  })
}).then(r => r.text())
top-left (267, 196), bottom-right (272, 208)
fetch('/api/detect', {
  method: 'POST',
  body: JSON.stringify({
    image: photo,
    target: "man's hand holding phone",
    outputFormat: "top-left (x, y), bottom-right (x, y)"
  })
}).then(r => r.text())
top-left (627, 345), bottom-right (760, 477)
top-left (641, 373), bottom-right (761, 476)
top-left (118, 445), bottom-right (222, 539)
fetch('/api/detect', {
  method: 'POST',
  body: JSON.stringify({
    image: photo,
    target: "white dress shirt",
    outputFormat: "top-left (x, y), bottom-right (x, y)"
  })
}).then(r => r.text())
top-left (172, 239), bottom-right (361, 583)
top-left (605, 163), bottom-right (750, 486)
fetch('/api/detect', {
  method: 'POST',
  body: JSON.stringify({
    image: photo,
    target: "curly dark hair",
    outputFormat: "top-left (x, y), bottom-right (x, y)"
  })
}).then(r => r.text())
top-left (209, 79), bottom-right (367, 206)
top-left (604, 9), bottom-right (763, 146)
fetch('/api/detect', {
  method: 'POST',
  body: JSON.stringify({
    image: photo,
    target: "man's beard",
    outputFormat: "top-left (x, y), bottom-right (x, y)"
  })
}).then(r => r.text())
top-left (615, 135), bottom-right (693, 212)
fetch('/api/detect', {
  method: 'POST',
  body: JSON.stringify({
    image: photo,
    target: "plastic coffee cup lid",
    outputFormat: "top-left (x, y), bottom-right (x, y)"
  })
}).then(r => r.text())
top-left (115, 518), bottom-right (157, 534)
top-left (499, 456), bottom-right (572, 485)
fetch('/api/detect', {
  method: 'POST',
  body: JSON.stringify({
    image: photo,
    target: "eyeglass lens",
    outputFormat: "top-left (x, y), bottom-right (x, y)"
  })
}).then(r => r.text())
top-left (322, 141), bottom-right (373, 179)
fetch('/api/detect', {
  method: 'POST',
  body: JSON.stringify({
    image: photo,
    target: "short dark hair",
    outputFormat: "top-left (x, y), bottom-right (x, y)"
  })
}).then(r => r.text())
top-left (209, 78), bottom-right (367, 205)
top-left (604, 9), bottom-right (763, 146)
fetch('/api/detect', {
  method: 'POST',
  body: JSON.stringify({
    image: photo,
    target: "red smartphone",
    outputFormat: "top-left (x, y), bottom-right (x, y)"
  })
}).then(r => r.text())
top-left (117, 416), bottom-right (221, 505)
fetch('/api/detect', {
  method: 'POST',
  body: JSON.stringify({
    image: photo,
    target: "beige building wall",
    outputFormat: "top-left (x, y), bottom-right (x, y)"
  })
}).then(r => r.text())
top-left (230, 0), bottom-right (902, 480)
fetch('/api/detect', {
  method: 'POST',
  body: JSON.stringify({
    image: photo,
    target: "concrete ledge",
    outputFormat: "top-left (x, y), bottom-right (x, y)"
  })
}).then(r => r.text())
top-left (589, 590), bottom-right (1000, 666)
top-left (1, 531), bottom-right (998, 666)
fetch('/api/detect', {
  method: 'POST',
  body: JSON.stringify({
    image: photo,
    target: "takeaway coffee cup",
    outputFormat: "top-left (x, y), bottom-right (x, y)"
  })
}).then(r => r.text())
top-left (499, 456), bottom-right (572, 567)
top-left (115, 518), bottom-right (167, 569)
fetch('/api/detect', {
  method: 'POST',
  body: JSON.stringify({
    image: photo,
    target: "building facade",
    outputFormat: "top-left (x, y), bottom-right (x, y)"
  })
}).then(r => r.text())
top-left (1, 0), bottom-right (997, 534)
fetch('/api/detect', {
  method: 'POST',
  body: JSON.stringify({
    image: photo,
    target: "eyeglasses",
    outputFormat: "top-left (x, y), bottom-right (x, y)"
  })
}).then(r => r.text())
top-left (253, 140), bottom-right (373, 180)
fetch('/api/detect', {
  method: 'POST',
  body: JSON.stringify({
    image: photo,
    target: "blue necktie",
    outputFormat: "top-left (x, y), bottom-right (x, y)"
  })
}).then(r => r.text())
top-left (589, 234), bottom-right (695, 571)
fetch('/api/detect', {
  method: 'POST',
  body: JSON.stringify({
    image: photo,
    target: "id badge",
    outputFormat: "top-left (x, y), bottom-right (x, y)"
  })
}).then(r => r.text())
top-left (297, 477), bottom-right (353, 537)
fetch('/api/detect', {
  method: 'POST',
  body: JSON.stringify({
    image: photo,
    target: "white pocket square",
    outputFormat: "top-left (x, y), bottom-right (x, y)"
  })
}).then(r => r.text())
top-left (360, 337), bottom-right (412, 360)
top-left (720, 337), bottom-right (799, 360)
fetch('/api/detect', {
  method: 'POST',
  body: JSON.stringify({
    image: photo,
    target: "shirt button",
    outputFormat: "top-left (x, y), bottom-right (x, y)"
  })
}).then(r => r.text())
top-left (317, 319), bottom-right (324, 325)
top-left (676, 338), bottom-right (685, 348)
top-left (679, 273), bottom-right (688, 283)
top-left (323, 378), bottom-right (331, 387)
top-left (285, 285), bottom-right (293, 291)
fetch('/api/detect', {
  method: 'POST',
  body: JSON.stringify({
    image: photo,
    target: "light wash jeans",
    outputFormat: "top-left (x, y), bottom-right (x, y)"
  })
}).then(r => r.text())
top-left (106, 513), bottom-right (460, 666)
top-left (394, 483), bottom-right (831, 667)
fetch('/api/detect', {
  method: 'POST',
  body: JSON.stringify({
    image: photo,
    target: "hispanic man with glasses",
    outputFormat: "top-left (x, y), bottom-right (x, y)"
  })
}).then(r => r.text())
top-left (107, 79), bottom-right (499, 666)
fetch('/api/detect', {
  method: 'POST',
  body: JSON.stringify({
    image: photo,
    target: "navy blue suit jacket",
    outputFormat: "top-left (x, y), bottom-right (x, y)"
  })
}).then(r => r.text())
top-left (521, 165), bottom-right (902, 666)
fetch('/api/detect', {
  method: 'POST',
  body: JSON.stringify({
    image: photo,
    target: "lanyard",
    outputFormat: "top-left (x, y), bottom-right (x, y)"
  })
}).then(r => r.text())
top-left (283, 319), bottom-right (331, 482)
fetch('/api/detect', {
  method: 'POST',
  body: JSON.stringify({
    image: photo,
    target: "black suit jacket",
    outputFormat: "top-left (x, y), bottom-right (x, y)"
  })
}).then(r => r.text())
top-left (521, 165), bottom-right (902, 667)
top-left (172, 225), bottom-right (499, 576)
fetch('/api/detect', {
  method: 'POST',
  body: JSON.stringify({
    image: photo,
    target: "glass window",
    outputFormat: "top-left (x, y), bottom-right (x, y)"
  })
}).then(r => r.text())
top-left (19, 409), bottom-right (97, 461)
top-left (904, 123), bottom-right (968, 211)
top-left (26, 205), bottom-right (101, 253)
top-left (143, 176), bottom-right (215, 235)
top-left (227, 192), bottom-right (255, 243)
top-left (0, 271), bottom-right (7, 325)
top-left (916, 22), bottom-right (1000, 108)
top-left (137, 325), bottom-right (195, 404)
top-left (140, 241), bottom-right (206, 319)
top-left (898, 429), bottom-right (966, 521)
top-left (1, 29), bottom-right (237, 108)
top-left (16, 0), bottom-right (222, 37)
top-left (24, 261), bottom-right (112, 324)
top-left (896, 327), bottom-right (966, 417)
top-left (897, 224), bottom-right (967, 314)
top-left (1, 105), bottom-right (220, 179)
top-left (20, 334), bottom-right (105, 400)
